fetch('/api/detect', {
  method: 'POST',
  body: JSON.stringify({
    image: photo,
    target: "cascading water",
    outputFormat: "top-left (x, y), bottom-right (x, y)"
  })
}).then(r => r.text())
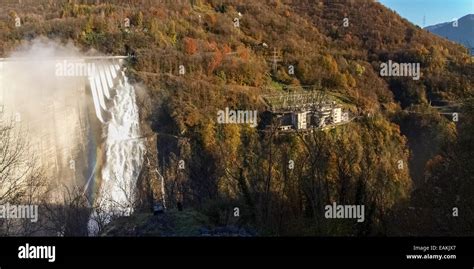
top-left (100, 74), bottom-right (145, 215)
top-left (86, 64), bottom-right (145, 235)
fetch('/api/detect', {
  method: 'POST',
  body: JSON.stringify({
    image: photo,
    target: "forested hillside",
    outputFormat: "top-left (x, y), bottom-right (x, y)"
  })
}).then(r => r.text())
top-left (0, 0), bottom-right (472, 236)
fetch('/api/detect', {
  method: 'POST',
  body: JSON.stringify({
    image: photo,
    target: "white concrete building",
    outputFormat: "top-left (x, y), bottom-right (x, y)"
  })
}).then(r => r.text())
top-left (292, 111), bottom-right (308, 130)
top-left (332, 107), bottom-right (342, 124)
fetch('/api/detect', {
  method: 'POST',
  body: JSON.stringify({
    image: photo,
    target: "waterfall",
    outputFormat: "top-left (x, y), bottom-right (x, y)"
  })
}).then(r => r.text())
top-left (87, 64), bottom-right (145, 235)
top-left (100, 74), bottom-right (145, 215)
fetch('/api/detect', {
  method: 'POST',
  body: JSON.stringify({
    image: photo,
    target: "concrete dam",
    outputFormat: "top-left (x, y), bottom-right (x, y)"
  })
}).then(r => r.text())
top-left (0, 56), bottom-right (145, 232)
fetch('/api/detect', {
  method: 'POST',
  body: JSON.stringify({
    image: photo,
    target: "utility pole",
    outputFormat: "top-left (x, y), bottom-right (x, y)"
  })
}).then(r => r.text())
top-left (270, 48), bottom-right (283, 73)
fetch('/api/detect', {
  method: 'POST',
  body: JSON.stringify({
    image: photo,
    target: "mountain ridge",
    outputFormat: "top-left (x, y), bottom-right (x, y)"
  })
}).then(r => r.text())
top-left (425, 14), bottom-right (474, 54)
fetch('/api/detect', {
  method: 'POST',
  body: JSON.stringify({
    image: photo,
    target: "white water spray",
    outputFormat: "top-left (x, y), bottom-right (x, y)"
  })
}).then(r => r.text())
top-left (100, 73), bottom-right (145, 215)
top-left (87, 67), bottom-right (145, 235)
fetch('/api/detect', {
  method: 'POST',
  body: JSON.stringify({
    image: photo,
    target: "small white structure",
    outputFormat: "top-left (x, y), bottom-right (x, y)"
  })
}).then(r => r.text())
top-left (314, 106), bottom-right (331, 127)
top-left (332, 107), bottom-right (342, 124)
top-left (292, 111), bottom-right (308, 130)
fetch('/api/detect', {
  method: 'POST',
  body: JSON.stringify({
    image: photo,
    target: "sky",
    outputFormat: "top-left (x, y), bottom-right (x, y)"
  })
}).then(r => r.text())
top-left (379, 0), bottom-right (474, 27)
